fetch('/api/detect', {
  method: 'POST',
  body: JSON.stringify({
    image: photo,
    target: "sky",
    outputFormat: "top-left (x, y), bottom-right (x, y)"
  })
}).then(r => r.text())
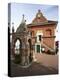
top-left (9, 3), bottom-right (59, 41)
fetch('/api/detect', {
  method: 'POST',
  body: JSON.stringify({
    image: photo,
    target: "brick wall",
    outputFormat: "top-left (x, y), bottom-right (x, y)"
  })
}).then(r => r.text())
top-left (28, 24), bottom-right (56, 51)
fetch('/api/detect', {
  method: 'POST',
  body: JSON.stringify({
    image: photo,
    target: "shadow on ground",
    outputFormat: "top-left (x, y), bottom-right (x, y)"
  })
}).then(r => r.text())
top-left (10, 61), bottom-right (58, 77)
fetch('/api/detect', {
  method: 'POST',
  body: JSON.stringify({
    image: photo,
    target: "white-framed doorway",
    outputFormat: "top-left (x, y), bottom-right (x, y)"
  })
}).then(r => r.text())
top-left (35, 43), bottom-right (41, 53)
top-left (35, 30), bottom-right (43, 53)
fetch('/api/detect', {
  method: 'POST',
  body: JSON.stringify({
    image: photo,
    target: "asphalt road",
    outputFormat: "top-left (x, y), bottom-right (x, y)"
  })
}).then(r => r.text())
top-left (10, 61), bottom-right (58, 77)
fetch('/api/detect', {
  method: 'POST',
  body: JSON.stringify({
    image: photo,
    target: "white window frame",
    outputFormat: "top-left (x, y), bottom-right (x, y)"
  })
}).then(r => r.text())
top-left (36, 31), bottom-right (43, 42)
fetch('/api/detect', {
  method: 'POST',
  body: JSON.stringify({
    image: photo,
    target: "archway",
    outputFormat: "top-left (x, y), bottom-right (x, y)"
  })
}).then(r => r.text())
top-left (28, 39), bottom-right (33, 63)
top-left (14, 38), bottom-right (22, 64)
top-left (15, 39), bottom-right (20, 55)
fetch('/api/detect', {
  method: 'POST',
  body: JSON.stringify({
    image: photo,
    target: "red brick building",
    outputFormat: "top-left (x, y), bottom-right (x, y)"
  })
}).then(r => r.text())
top-left (10, 9), bottom-right (58, 66)
top-left (27, 10), bottom-right (58, 53)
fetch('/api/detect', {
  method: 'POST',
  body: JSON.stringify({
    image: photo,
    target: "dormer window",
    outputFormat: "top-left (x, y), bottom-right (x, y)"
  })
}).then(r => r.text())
top-left (32, 10), bottom-right (47, 24)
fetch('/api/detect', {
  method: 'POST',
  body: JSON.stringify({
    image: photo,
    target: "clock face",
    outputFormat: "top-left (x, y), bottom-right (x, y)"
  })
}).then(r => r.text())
top-left (38, 14), bottom-right (41, 17)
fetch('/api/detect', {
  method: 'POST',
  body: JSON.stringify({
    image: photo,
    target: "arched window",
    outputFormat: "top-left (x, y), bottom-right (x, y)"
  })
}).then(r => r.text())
top-left (15, 39), bottom-right (20, 55)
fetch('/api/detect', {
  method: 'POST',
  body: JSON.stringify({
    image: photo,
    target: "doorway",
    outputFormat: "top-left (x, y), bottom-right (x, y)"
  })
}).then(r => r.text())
top-left (37, 45), bottom-right (40, 53)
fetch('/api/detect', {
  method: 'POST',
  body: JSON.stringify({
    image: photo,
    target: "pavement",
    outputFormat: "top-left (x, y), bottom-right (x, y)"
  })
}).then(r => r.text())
top-left (10, 61), bottom-right (58, 77)
top-left (9, 53), bottom-right (58, 77)
top-left (34, 53), bottom-right (58, 70)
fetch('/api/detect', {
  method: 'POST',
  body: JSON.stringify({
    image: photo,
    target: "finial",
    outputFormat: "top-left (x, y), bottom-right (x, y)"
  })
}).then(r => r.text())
top-left (21, 14), bottom-right (25, 23)
top-left (12, 22), bottom-right (14, 32)
top-left (22, 14), bottom-right (24, 18)
top-left (38, 9), bottom-right (41, 13)
top-left (22, 14), bottom-right (25, 21)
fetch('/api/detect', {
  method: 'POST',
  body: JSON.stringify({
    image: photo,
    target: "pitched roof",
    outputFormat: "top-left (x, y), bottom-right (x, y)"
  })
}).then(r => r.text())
top-left (16, 15), bottom-right (27, 33)
top-left (32, 10), bottom-right (48, 24)
top-left (27, 10), bottom-right (58, 27)
top-left (27, 20), bottom-right (58, 27)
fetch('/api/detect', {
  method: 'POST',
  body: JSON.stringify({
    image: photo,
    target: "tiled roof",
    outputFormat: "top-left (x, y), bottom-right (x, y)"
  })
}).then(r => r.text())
top-left (27, 20), bottom-right (58, 27)
top-left (27, 10), bottom-right (58, 27)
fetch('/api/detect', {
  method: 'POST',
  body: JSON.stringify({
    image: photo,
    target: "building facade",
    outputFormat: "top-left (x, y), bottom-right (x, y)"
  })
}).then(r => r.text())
top-left (11, 10), bottom-right (58, 66)
top-left (27, 10), bottom-right (58, 53)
